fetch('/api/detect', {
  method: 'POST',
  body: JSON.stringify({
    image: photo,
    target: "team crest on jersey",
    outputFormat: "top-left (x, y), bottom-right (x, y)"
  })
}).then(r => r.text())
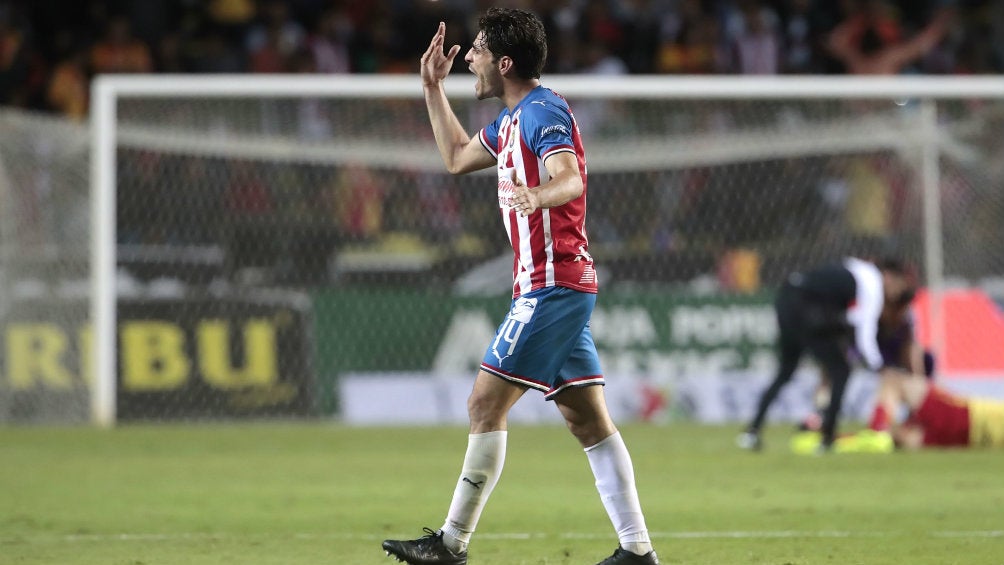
top-left (498, 168), bottom-right (517, 209)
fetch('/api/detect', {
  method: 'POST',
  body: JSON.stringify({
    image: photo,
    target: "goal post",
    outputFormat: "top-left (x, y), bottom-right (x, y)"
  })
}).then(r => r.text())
top-left (75, 74), bottom-right (1004, 425)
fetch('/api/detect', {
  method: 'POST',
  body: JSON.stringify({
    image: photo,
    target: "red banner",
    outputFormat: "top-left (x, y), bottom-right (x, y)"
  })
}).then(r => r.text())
top-left (914, 288), bottom-right (1004, 377)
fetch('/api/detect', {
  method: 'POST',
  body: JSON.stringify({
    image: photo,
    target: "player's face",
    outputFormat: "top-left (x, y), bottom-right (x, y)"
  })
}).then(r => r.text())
top-left (883, 272), bottom-right (908, 303)
top-left (465, 32), bottom-right (503, 100)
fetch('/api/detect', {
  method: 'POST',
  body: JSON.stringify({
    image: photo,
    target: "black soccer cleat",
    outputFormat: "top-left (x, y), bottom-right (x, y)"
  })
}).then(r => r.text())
top-left (596, 546), bottom-right (660, 565)
top-left (382, 528), bottom-right (468, 565)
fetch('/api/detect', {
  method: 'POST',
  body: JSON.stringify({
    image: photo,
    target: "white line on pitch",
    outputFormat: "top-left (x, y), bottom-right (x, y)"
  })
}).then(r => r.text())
top-left (10, 530), bottom-right (1002, 544)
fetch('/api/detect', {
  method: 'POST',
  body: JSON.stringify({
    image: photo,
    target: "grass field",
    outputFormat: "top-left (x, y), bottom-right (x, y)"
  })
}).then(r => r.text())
top-left (1, 422), bottom-right (1002, 565)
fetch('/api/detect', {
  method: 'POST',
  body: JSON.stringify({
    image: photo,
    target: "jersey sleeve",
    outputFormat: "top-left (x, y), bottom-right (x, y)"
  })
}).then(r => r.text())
top-left (479, 115), bottom-right (501, 159)
top-left (521, 100), bottom-right (576, 163)
top-left (846, 266), bottom-right (885, 371)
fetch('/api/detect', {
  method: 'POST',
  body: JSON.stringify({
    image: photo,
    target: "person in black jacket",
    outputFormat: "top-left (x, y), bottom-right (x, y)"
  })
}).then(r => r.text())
top-left (737, 256), bottom-right (912, 452)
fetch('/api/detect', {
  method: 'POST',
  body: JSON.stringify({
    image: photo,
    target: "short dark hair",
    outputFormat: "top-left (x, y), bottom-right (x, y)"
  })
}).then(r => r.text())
top-left (893, 286), bottom-right (917, 307)
top-left (478, 7), bottom-right (547, 80)
top-left (877, 256), bottom-right (918, 306)
top-left (877, 257), bottom-right (907, 275)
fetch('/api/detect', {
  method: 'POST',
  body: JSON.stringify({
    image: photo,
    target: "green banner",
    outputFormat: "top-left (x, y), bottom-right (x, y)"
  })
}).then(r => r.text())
top-left (313, 289), bottom-right (778, 412)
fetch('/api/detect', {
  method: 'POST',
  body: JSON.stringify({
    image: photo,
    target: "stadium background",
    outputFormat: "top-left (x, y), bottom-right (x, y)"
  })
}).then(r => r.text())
top-left (1, 0), bottom-right (1003, 427)
top-left (3, 3), bottom-right (1004, 565)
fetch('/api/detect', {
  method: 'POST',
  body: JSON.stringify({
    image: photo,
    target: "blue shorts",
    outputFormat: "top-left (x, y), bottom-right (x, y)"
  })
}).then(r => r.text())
top-left (479, 286), bottom-right (604, 399)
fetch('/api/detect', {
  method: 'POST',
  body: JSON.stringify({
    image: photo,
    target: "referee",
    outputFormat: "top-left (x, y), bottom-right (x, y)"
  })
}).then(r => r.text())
top-left (737, 257), bottom-right (912, 452)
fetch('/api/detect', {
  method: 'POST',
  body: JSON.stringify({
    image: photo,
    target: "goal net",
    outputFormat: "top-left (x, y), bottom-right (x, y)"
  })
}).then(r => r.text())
top-left (5, 76), bottom-right (1004, 425)
top-left (0, 111), bottom-right (91, 423)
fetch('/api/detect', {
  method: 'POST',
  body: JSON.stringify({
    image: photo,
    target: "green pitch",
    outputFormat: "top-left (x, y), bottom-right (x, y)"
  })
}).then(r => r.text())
top-left (1, 423), bottom-right (1001, 564)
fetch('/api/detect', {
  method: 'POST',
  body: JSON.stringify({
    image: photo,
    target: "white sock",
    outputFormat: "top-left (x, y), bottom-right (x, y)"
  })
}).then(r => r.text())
top-left (585, 432), bottom-right (653, 556)
top-left (440, 431), bottom-right (507, 553)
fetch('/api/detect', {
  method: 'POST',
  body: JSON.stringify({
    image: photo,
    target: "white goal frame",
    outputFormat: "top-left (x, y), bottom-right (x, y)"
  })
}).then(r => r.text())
top-left (90, 74), bottom-right (1004, 426)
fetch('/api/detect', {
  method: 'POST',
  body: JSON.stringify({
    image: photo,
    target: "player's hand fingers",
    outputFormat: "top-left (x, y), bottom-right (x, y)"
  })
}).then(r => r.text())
top-left (445, 44), bottom-right (461, 63)
top-left (423, 22), bottom-right (445, 58)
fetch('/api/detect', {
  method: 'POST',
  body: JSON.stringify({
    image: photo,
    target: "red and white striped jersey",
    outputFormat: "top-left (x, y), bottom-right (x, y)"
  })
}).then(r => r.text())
top-left (479, 85), bottom-right (597, 298)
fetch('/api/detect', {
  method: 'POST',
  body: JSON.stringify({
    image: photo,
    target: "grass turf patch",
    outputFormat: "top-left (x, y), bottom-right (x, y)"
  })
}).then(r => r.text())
top-left (1, 423), bottom-right (1001, 564)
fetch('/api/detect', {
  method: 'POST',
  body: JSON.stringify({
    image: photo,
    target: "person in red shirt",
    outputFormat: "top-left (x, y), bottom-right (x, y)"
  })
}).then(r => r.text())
top-left (874, 371), bottom-right (1004, 450)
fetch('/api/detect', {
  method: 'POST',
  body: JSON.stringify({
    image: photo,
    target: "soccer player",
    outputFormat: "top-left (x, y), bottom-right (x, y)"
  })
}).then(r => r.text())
top-left (381, 9), bottom-right (659, 565)
top-left (736, 257), bottom-right (911, 452)
top-left (797, 285), bottom-right (932, 434)
top-left (866, 287), bottom-right (936, 431)
top-left (870, 370), bottom-right (1004, 450)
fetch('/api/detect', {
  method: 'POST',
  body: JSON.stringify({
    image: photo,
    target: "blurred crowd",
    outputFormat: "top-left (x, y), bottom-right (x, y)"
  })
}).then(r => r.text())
top-left (1, 0), bottom-right (1003, 121)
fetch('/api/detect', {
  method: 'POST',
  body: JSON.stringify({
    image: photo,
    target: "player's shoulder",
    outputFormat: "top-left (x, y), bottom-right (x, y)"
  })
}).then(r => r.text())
top-left (519, 88), bottom-right (572, 132)
top-left (843, 256), bottom-right (882, 283)
top-left (523, 86), bottom-right (570, 114)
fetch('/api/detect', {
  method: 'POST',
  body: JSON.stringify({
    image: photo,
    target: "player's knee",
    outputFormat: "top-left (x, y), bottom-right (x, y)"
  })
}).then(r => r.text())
top-left (564, 417), bottom-right (614, 447)
top-left (467, 393), bottom-right (507, 430)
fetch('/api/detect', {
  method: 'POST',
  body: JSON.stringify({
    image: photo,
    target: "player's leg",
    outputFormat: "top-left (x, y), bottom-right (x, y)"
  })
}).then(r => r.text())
top-left (881, 371), bottom-right (929, 449)
top-left (384, 288), bottom-right (543, 564)
top-left (382, 371), bottom-right (523, 564)
top-left (440, 372), bottom-right (525, 552)
top-left (898, 372), bottom-right (932, 409)
top-left (742, 285), bottom-right (804, 449)
top-left (871, 368), bottom-right (905, 431)
top-left (540, 293), bottom-right (658, 565)
top-left (554, 385), bottom-right (659, 564)
top-left (806, 336), bottom-right (851, 449)
top-left (743, 329), bottom-right (802, 446)
top-left (554, 383), bottom-right (617, 447)
top-left (796, 375), bottom-right (831, 432)
top-left (438, 288), bottom-right (575, 556)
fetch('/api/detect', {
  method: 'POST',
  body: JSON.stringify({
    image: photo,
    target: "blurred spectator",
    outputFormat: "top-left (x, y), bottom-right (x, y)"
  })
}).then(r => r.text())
top-left (246, 0), bottom-right (308, 73)
top-left (0, 3), bottom-right (30, 105)
top-left (574, 36), bottom-right (629, 138)
top-left (325, 163), bottom-right (385, 242)
top-left (844, 156), bottom-right (890, 238)
top-left (245, 0), bottom-right (305, 58)
top-left (580, 40), bottom-right (629, 75)
top-left (249, 22), bottom-right (291, 72)
top-left (656, 0), bottom-right (724, 74)
top-left (826, 1), bottom-right (952, 75)
top-left (90, 15), bottom-right (152, 74)
top-left (46, 33), bottom-right (88, 120)
top-left (207, 0), bottom-right (256, 42)
top-left (226, 160), bottom-right (273, 215)
top-left (725, 0), bottom-right (782, 74)
top-left (617, 0), bottom-right (661, 73)
top-left (291, 44), bottom-right (335, 141)
top-left (190, 28), bottom-right (247, 74)
top-left (155, 31), bottom-right (188, 74)
top-left (578, 0), bottom-right (626, 53)
top-left (717, 247), bottom-right (762, 293)
top-left (414, 170), bottom-right (463, 246)
top-left (309, 6), bottom-right (354, 74)
top-left (779, 0), bottom-right (826, 73)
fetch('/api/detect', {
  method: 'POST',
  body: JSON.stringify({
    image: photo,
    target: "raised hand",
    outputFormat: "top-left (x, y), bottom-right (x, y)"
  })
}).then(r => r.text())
top-left (421, 22), bottom-right (461, 87)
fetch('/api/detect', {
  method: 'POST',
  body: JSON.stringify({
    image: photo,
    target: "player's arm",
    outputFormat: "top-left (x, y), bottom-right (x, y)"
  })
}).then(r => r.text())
top-left (879, 8), bottom-right (952, 72)
top-left (851, 278), bottom-right (885, 372)
top-left (511, 152), bottom-right (582, 216)
top-left (904, 338), bottom-right (925, 376)
top-left (421, 22), bottom-right (495, 175)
